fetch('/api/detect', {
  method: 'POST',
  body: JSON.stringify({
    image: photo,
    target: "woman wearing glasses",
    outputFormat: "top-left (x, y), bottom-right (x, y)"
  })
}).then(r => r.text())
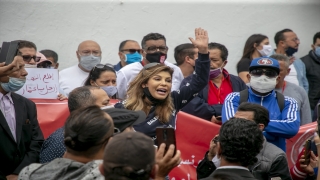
top-left (114, 28), bottom-right (210, 141)
top-left (237, 34), bottom-right (272, 84)
top-left (84, 64), bottom-right (118, 99)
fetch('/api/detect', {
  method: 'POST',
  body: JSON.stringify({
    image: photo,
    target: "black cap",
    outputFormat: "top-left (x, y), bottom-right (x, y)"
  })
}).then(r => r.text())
top-left (104, 108), bottom-right (146, 132)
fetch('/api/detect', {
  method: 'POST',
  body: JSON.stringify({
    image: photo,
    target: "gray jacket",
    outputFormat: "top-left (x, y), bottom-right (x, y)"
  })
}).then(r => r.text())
top-left (250, 138), bottom-right (292, 180)
top-left (18, 158), bottom-right (103, 180)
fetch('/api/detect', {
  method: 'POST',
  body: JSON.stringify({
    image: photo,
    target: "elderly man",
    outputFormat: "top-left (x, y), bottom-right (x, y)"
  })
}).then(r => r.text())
top-left (59, 40), bottom-right (102, 96)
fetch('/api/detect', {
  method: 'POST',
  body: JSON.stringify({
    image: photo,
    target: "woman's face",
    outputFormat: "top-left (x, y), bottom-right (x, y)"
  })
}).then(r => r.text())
top-left (91, 71), bottom-right (116, 87)
top-left (143, 71), bottom-right (172, 100)
top-left (256, 38), bottom-right (270, 51)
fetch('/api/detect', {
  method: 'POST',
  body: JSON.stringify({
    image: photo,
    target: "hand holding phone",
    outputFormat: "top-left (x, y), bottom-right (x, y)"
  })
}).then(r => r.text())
top-left (304, 139), bottom-right (312, 165)
top-left (156, 127), bottom-right (176, 156)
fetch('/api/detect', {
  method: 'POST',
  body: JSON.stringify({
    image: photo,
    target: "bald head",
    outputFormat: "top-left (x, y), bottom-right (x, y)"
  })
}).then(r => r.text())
top-left (76, 40), bottom-right (102, 61)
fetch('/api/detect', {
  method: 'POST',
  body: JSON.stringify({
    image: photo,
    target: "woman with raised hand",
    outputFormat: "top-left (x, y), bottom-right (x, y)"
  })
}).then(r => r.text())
top-left (115, 28), bottom-right (210, 140)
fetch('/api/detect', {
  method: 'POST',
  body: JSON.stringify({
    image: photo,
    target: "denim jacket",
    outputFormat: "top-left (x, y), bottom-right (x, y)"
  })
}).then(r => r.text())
top-left (293, 58), bottom-right (309, 93)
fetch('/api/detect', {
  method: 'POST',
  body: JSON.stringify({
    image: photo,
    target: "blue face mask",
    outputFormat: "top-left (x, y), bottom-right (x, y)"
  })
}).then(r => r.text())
top-left (1, 77), bottom-right (26, 92)
top-left (315, 47), bottom-right (320, 58)
top-left (124, 52), bottom-right (142, 64)
top-left (285, 46), bottom-right (298, 57)
top-left (101, 86), bottom-right (118, 97)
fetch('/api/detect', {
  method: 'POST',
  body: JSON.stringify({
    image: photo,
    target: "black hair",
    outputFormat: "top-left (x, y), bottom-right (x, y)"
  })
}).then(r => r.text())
top-left (240, 34), bottom-right (268, 60)
top-left (84, 65), bottom-right (116, 86)
top-left (237, 102), bottom-right (270, 128)
top-left (118, 40), bottom-right (138, 51)
top-left (40, 49), bottom-right (58, 63)
top-left (313, 32), bottom-right (320, 44)
top-left (141, 33), bottom-right (166, 49)
top-left (174, 43), bottom-right (196, 66)
top-left (219, 118), bottom-right (264, 167)
top-left (68, 86), bottom-right (100, 112)
top-left (208, 42), bottom-right (228, 61)
top-left (64, 105), bottom-right (114, 157)
top-left (18, 40), bottom-right (37, 51)
top-left (274, 29), bottom-right (293, 45)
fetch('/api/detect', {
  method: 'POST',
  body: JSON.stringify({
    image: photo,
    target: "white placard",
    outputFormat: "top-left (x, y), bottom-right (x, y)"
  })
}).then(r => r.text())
top-left (16, 68), bottom-right (59, 99)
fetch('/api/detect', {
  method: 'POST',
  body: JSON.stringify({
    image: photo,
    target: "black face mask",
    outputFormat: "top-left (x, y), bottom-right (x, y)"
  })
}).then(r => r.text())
top-left (143, 87), bottom-right (165, 105)
top-left (146, 52), bottom-right (167, 63)
top-left (285, 46), bottom-right (298, 57)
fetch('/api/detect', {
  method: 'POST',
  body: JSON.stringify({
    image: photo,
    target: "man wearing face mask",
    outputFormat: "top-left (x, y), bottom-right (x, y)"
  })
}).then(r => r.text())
top-left (174, 43), bottom-right (198, 78)
top-left (273, 29), bottom-right (308, 93)
top-left (222, 56), bottom-right (300, 151)
top-left (301, 32), bottom-right (320, 115)
top-left (0, 60), bottom-right (44, 180)
top-left (113, 40), bottom-right (143, 71)
top-left (180, 43), bottom-right (246, 123)
top-left (116, 33), bottom-right (184, 100)
top-left (59, 40), bottom-right (102, 96)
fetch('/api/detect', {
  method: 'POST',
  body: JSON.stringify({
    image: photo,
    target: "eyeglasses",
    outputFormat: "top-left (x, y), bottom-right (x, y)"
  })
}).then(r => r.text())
top-left (37, 61), bottom-right (52, 69)
top-left (250, 69), bottom-right (278, 78)
top-left (21, 55), bottom-right (41, 63)
top-left (145, 46), bottom-right (168, 53)
top-left (79, 51), bottom-right (101, 56)
top-left (92, 63), bottom-right (114, 72)
top-left (113, 127), bottom-right (121, 136)
top-left (121, 49), bottom-right (143, 54)
top-left (287, 38), bottom-right (300, 43)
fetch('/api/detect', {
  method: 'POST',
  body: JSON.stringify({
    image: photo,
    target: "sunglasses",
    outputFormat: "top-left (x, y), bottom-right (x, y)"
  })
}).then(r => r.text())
top-left (21, 55), bottom-right (41, 63)
top-left (121, 49), bottom-right (143, 54)
top-left (92, 63), bottom-right (114, 72)
top-left (250, 69), bottom-right (278, 78)
top-left (37, 61), bottom-right (52, 69)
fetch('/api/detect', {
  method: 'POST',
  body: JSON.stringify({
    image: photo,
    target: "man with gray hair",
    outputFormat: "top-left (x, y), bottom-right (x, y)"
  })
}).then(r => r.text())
top-left (271, 54), bottom-right (312, 125)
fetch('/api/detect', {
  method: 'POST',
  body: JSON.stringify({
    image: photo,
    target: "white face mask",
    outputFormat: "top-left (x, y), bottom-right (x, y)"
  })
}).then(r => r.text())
top-left (257, 45), bottom-right (273, 56)
top-left (250, 75), bottom-right (277, 93)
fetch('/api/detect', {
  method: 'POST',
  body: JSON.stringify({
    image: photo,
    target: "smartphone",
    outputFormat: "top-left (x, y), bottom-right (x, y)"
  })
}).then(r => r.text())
top-left (304, 139), bottom-right (312, 165)
top-left (0, 42), bottom-right (10, 63)
top-left (156, 127), bottom-right (176, 156)
top-left (0, 41), bottom-right (20, 65)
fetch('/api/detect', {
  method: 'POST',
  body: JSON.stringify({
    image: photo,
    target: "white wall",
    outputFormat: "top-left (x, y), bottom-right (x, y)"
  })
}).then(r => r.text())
top-left (1, 0), bottom-right (320, 75)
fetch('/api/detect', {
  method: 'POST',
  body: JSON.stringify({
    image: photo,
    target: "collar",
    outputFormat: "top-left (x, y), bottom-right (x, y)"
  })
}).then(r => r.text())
top-left (217, 166), bottom-right (249, 171)
top-left (114, 62), bottom-right (123, 71)
top-left (222, 68), bottom-right (230, 78)
top-left (0, 91), bottom-right (13, 104)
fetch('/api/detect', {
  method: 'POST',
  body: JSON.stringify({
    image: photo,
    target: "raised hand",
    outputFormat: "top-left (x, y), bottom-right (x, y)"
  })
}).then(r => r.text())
top-left (189, 28), bottom-right (209, 54)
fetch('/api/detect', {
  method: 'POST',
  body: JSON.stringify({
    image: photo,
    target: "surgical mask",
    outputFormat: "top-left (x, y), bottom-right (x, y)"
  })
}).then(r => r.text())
top-left (0, 77), bottom-right (26, 92)
top-left (79, 54), bottom-right (101, 71)
top-left (285, 46), bottom-right (298, 57)
top-left (250, 75), bottom-right (277, 93)
top-left (24, 64), bottom-right (37, 68)
top-left (209, 65), bottom-right (223, 79)
top-left (101, 86), bottom-right (118, 97)
top-left (101, 105), bottom-right (114, 110)
top-left (212, 155), bottom-right (221, 168)
top-left (124, 52), bottom-right (142, 64)
top-left (146, 52), bottom-right (167, 63)
top-left (143, 87), bottom-right (166, 105)
top-left (315, 47), bottom-right (320, 57)
top-left (257, 45), bottom-right (272, 56)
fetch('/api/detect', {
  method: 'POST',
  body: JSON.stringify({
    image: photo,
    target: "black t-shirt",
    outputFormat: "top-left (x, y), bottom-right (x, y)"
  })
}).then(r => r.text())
top-left (237, 58), bottom-right (251, 73)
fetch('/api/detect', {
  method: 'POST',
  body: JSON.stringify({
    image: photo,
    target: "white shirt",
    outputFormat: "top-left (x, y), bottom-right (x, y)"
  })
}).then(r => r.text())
top-left (59, 64), bottom-right (89, 96)
top-left (284, 64), bottom-right (299, 86)
top-left (116, 61), bottom-right (184, 99)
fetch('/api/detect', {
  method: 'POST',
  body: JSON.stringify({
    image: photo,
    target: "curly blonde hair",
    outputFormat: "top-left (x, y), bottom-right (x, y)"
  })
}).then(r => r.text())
top-left (125, 64), bottom-right (174, 123)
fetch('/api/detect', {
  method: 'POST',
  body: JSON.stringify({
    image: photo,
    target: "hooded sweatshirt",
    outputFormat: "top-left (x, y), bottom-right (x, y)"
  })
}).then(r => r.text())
top-left (18, 158), bottom-right (103, 180)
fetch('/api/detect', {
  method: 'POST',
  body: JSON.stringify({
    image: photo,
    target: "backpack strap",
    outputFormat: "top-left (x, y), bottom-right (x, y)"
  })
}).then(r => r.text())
top-left (239, 89), bottom-right (249, 105)
top-left (275, 91), bottom-right (285, 112)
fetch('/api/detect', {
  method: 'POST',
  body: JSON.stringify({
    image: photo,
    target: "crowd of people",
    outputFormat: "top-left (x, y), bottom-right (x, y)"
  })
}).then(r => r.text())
top-left (0, 27), bottom-right (320, 180)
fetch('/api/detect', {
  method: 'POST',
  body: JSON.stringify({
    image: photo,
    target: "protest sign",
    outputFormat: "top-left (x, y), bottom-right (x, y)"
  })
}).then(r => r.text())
top-left (16, 68), bottom-right (59, 99)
